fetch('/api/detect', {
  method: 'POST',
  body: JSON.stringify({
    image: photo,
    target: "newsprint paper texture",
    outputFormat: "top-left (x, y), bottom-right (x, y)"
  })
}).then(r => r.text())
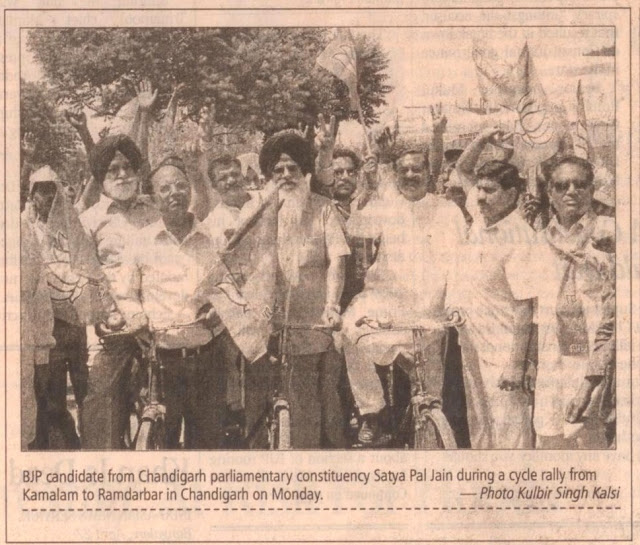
top-left (1, 2), bottom-right (639, 543)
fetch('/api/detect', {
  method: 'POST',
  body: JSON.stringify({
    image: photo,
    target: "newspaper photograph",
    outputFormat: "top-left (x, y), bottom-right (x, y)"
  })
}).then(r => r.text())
top-left (2, 3), bottom-right (637, 543)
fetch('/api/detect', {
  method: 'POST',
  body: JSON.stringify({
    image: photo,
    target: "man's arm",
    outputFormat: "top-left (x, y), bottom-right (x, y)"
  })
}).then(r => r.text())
top-left (134, 79), bottom-right (158, 163)
top-left (113, 246), bottom-right (147, 331)
top-left (456, 127), bottom-right (513, 193)
top-left (314, 114), bottom-right (337, 189)
top-left (322, 255), bottom-right (346, 329)
top-left (499, 298), bottom-right (533, 390)
top-left (65, 106), bottom-right (94, 154)
top-left (429, 103), bottom-right (446, 182)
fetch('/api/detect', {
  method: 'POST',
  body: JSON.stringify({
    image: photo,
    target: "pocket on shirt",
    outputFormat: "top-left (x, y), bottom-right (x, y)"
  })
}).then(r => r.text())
top-left (299, 235), bottom-right (325, 267)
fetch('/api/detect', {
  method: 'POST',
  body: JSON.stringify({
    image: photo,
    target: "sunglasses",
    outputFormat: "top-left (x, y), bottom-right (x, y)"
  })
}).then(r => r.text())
top-left (550, 180), bottom-right (591, 193)
top-left (273, 164), bottom-right (301, 176)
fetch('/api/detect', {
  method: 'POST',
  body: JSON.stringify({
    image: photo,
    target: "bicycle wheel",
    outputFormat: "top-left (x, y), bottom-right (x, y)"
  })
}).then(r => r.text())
top-left (134, 419), bottom-right (165, 450)
top-left (413, 407), bottom-right (456, 449)
top-left (274, 407), bottom-right (291, 450)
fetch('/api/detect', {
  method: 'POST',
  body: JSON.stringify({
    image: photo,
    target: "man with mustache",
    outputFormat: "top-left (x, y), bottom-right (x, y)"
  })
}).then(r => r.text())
top-left (530, 155), bottom-right (613, 449)
top-left (245, 130), bottom-right (350, 448)
top-left (329, 148), bottom-right (379, 310)
top-left (450, 160), bottom-right (536, 449)
top-left (79, 135), bottom-right (160, 449)
top-left (202, 153), bottom-right (254, 433)
top-left (339, 146), bottom-right (467, 444)
top-left (116, 156), bottom-right (226, 448)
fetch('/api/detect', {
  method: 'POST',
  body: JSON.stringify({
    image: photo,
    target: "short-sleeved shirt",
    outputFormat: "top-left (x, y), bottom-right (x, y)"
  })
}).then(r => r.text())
top-left (451, 209), bottom-right (536, 367)
top-left (79, 193), bottom-right (160, 290)
top-left (278, 193), bottom-right (350, 355)
top-left (116, 218), bottom-right (217, 349)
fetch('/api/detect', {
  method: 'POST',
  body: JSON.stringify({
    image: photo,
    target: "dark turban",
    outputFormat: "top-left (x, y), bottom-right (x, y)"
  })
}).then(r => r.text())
top-left (259, 129), bottom-right (315, 179)
top-left (89, 134), bottom-right (143, 185)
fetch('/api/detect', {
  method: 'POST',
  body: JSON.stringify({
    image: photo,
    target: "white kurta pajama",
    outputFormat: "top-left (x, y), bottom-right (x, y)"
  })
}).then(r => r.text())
top-left (339, 190), bottom-right (466, 415)
top-left (531, 212), bottom-right (613, 449)
top-left (450, 208), bottom-right (537, 449)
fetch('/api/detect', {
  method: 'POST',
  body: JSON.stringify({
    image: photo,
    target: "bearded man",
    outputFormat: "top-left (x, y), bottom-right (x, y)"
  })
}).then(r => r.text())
top-left (243, 130), bottom-right (350, 448)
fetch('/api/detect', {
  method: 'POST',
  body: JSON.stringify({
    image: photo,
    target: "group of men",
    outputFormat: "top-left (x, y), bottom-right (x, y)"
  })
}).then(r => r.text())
top-left (21, 97), bottom-right (616, 451)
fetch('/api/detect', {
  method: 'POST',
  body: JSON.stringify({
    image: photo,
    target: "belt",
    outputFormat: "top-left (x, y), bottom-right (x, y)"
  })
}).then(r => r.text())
top-left (156, 341), bottom-right (213, 360)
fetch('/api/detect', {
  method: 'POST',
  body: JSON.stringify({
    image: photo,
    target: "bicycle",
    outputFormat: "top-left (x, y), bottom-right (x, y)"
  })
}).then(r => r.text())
top-left (98, 321), bottom-right (206, 450)
top-left (266, 323), bottom-right (334, 450)
top-left (353, 312), bottom-right (464, 449)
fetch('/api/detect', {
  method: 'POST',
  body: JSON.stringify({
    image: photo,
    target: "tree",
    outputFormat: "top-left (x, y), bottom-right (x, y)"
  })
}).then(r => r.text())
top-left (27, 28), bottom-right (392, 136)
top-left (20, 80), bottom-right (85, 207)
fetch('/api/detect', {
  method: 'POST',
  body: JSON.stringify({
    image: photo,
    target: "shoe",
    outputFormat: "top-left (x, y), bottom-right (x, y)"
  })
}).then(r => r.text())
top-left (358, 413), bottom-right (380, 445)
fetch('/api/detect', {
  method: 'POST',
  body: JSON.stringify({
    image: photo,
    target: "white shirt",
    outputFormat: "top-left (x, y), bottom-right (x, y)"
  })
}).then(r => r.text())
top-left (451, 209), bottom-right (536, 367)
top-left (347, 190), bottom-right (466, 318)
top-left (117, 218), bottom-right (217, 349)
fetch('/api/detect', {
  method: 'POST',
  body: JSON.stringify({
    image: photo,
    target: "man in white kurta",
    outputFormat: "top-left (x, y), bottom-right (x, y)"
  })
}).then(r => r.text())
top-left (531, 158), bottom-right (613, 449)
top-left (451, 160), bottom-right (536, 449)
top-left (339, 150), bottom-right (466, 442)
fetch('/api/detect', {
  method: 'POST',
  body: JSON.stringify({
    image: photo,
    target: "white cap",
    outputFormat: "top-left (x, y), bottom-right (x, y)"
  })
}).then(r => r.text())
top-left (29, 165), bottom-right (60, 184)
top-left (29, 165), bottom-right (60, 194)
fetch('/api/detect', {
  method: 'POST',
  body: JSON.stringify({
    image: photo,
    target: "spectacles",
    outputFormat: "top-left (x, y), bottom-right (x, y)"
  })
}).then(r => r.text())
top-left (334, 168), bottom-right (356, 176)
top-left (551, 180), bottom-right (591, 193)
top-left (273, 164), bottom-right (300, 176)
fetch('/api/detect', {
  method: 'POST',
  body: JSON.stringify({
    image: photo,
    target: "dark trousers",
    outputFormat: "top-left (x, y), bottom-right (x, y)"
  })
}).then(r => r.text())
top-left (81, 336), bottom-right (137, 450)
top-left (33, 319), bottom-right (87, 450)
top-left (244, 349), bottom-right (346, 449)
top-left (159, 340), bottom-right (226, 449)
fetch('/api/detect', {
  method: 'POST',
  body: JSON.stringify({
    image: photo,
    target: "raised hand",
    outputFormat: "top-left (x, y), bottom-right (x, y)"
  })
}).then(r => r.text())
top-left (21, 131), bottom-right (36, 159)
top-left (297, 122), bottom-right (312, 141)
top-left (136, 79), bottom-right (158, 112)
top-left (64, 104), bottom-right (88, 131)
top-left (430, 102), bottom-right (447, 134)
top-left (315, 113), bottom-right (337, 155)
top-left (479, 126), bottom-right (513, 149)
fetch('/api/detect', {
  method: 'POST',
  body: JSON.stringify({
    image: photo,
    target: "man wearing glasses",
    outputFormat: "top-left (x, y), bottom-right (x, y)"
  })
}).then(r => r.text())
top-left (531, 155), bottom-right (614, 449)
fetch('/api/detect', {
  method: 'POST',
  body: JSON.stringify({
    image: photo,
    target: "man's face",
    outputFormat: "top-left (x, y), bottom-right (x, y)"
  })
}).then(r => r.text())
top-left (151, 165), bottom-right (192, 221)
top-left (272, 153), bottom-right (304, 192)
top-left (476, 178), bottom-right (517, 225)
top-left (103, 151), bottom-right (139, 203)
top-left (31, 181), bottom-right (57, 221)
top-left (212, 162), bottom-right (248, 208)
top-left (395, 153), bottom-right (429, 202)
top-left (332, 156), bottom-right (358, 201)
top-left (549, 163), bottom-right (594, 225)
top-left (59, 180), bottom-right (76, 203)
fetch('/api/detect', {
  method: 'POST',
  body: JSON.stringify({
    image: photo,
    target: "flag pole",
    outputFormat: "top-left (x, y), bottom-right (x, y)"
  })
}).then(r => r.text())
top-left (355, 94), bottom-right (373, 156)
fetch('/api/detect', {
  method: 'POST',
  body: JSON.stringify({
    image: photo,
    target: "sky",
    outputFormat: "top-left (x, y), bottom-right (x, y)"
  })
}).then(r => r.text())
top-left (21, 26), bottom-right (615, 145)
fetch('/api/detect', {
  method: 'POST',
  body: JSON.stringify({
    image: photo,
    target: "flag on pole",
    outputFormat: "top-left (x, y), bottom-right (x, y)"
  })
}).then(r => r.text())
top-left (574, 79), bottom-right (593, 160)
top-left (194, 184), bottom-right (279, 363)
top-left (473, 41), bottom-right (566, 171)
top-left (25, 169), bottom-right (109, 325)
top-left (317, 28), bottom-right (359, 110)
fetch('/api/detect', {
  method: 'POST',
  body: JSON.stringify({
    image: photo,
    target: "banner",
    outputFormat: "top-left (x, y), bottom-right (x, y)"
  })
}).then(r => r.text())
top-left (473, 41), bottom-right (566, 171)
top-left (317, 28), bottom-right (359, 110)
top-left (196, 184), bottom-right (279, 363)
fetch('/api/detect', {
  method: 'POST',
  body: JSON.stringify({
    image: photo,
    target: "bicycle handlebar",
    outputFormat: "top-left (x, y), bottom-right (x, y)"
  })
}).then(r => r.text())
top-left (355, 311), bottom-right (465, 331)
top-left (99, 318), bottom-right (207, 343)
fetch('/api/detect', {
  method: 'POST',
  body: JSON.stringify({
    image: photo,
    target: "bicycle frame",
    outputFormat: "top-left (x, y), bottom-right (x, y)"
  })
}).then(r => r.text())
top-left (354, 314), bottom-right (463, 448)
top-left (267, 324), bottom-right (334, 450)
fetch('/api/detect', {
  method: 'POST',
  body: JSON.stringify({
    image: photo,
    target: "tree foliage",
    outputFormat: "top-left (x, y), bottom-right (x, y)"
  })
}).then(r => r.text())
top-left (27, 28), bottom-right (392, 135)
top-left (20, 79), bottom-right (80, 171)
